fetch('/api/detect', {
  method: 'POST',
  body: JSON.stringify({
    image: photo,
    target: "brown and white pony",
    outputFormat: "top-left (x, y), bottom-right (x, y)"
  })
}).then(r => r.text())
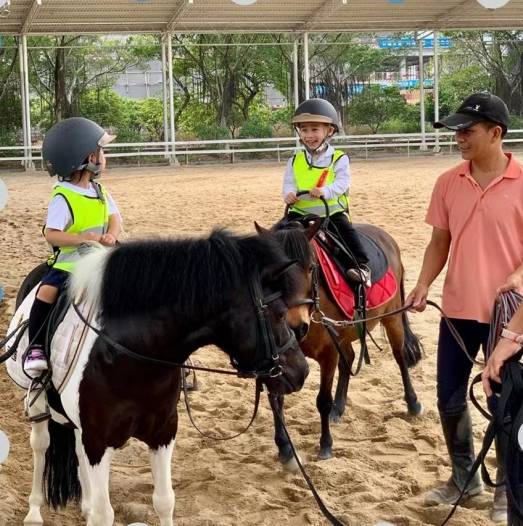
top-left (6, 230), bottom-right (312, 525)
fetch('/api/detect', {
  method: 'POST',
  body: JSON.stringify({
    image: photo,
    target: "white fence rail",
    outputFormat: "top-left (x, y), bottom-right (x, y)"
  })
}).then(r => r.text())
top-left (2, 130), bottom-right (523, 166)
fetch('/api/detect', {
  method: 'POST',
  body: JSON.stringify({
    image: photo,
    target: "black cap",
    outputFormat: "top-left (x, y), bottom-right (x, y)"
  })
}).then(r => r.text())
top-left (433, 92), bottom-right (510, 131)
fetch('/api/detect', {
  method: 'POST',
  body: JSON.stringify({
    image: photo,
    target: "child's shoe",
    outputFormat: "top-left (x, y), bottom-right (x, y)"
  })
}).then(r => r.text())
top-left (24, 345), bottom-right (48, 377)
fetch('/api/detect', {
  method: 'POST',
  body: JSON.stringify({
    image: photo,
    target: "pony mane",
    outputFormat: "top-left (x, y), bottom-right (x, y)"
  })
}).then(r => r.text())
top-left (68, 244), bottom-right (110, 309)
top-left (99, 229), bottom-right (296, 322)
top-left (271, 222), bottom-right (314, 271)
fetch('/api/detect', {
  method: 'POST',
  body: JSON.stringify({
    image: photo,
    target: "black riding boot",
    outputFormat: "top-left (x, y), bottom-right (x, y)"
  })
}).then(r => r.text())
top-left (425, 408), bottom-right (483, 505)
top-left (492, 432), bottom-right (508, 522)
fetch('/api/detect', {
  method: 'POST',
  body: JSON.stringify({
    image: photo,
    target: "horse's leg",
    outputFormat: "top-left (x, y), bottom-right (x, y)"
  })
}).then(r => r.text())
top-left (382, 314), bottom-right (423, 416)
top-left (24, 420), bottom-right (49, 526)
top-left (74, 429), bottom-right (92, 521)
top-left (316, 349), bottom-right (339, 459)
top-left (150, 440), bottom-right (176, 526)
top-left (268, 394), bottom-right (300, 472)
top-left (330, 340), bottom-right (355, 423)
top-left (86, 448), bottom-right (115, 526)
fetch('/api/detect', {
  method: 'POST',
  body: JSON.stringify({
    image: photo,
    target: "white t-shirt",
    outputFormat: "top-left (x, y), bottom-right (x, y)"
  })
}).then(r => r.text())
top-left (46, 181), bottom-right (121, 231)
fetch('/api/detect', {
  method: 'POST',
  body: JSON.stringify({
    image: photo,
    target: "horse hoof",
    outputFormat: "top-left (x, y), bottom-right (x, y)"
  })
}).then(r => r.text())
top-left (24, 517), bottom-right (43, 526)
top-left (318, 448), bottom-right (333, 460)
top-left (408, 401), bottom-right (424, 417)
top-left (281, 454), bottom-right (302, 473)
top-left (329, 409), bottom-right (342, 424)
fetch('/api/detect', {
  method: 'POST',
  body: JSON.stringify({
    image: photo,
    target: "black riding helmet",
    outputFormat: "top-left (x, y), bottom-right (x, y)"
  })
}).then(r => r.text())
top-left (42, 117), bottom-right (115, 181)
top-left (292, 98), bottom-right (341, 133)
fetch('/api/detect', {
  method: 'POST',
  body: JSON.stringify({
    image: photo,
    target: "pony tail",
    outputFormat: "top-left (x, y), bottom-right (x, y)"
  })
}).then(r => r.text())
top-left (44, 420), bottom-right (81, 508)
top-left (399, 266), bottom-right (423, 368)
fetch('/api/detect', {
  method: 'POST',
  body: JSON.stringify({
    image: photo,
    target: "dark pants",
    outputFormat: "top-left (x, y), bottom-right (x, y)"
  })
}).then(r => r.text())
top-left (287, 211), bottom-right (369, 265)
top-left (437, 317), bottom-right (490, 414)
top-left (28, 268), bottom-right (69, 347)
top-left (328, 212), bottom-right (369, 265)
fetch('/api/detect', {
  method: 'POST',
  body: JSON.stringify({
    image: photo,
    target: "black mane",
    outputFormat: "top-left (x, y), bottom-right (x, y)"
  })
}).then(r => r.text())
top-left (271, 221), bottom-right (314, 271)
top-left (100, 229), bottom-right (296, 322)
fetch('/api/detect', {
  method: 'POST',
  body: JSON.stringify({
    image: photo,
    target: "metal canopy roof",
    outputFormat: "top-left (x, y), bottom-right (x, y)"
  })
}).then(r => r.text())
top-left (1, 0), bottom-right (523, 36)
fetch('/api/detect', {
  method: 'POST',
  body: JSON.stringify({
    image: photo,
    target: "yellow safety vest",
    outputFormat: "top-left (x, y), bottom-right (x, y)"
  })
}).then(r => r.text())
top-left (290, 150), bottom-right (349, 217)
top-left (48, 183), bottom-right (109, 273)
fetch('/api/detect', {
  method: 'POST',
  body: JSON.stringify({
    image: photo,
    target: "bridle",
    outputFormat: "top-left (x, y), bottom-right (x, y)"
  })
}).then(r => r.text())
top-left (65, 266), bottom-right (307, 381)
top-left (229, 271), bottom-right (301, 379)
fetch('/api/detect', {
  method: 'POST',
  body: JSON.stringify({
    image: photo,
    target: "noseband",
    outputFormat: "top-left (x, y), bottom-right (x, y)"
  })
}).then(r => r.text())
top-left (230, 272), bottom-right (299, 379)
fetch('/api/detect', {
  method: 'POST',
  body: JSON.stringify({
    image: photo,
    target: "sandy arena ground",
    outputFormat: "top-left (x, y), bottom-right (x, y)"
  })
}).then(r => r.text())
top-left (0, 154), bottom-right (502, 525)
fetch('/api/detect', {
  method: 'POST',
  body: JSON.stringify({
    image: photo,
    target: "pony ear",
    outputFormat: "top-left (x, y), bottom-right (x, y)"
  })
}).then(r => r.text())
top-left (254, 221), bottom-right (271, 236)
top-left (261, 260), bottom-right (297, 283)
top-left (304, 217), bottom-right (322, 240)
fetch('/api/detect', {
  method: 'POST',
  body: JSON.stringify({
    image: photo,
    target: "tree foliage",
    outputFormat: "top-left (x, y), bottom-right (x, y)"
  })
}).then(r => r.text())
top-left (446, 31), bottom-right (523, 115)
top-left (348, 86), bottom-right (408, 134)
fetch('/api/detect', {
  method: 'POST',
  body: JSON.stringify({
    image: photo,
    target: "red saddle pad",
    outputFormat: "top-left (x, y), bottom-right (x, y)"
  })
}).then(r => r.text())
top-left (312, 239), bottom-right (397, 320)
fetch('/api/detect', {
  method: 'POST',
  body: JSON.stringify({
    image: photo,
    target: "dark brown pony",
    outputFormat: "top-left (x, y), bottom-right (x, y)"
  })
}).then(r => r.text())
top-left (263, 219), bottom-right (423, 464)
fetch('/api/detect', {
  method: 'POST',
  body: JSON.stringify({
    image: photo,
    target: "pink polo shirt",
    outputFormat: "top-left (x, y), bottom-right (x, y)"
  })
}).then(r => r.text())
top-left (426, 153), bottom-right (523, 323)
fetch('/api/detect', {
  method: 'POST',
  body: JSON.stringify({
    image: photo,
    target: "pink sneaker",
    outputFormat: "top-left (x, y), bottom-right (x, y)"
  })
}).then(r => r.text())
top-left (24, 346), bottom-right (48, 376)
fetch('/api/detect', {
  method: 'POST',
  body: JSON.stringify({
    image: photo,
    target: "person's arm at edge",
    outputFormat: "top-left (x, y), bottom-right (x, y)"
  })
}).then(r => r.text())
top-left (482, 302), bottom-right (523, 396)
top-left (405, 226), bottom-right (451, 311)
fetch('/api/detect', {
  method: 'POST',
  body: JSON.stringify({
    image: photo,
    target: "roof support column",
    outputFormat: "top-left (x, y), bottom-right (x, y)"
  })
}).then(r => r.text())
top-left (418, 34), bottom-right (427, 151)
top-left (19, 34), bottom-right (33, 170)
top-left (161, 34), bottom-right (169, 159)
top-left (293, 37), bottom-right (299, 108)
top-left (166, 32), bottom-right (178, 166)
top-left (303, 32), bottom-right (310, 100)
top-left (433, 31), bottom-right (441, 153)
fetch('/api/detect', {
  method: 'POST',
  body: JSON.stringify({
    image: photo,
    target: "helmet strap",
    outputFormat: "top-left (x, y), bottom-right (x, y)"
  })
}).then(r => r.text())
top-left (295, 125), bottom-right (332, 160)
top-left (85, 147), bottom-right (102, 180)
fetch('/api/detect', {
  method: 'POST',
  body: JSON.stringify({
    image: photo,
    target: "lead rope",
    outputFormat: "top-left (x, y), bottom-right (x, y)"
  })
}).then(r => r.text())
top-left (274, 409), bottom-right (347, 526)
top-left (181, 374), bottom-right (262, 441)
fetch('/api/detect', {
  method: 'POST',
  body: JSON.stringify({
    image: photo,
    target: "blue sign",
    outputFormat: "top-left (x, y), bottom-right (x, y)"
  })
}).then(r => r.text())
top-left (378, 37), bottom-right (452, 49)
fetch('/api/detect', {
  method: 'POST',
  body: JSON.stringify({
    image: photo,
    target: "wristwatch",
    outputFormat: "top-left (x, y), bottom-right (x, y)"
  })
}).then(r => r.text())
top-left (500, 328), bottom-right (523, 344)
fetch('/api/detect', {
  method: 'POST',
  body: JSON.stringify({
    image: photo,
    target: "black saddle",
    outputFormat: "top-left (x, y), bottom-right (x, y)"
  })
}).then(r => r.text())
top-left (316, 225), bottom-right (389, 285)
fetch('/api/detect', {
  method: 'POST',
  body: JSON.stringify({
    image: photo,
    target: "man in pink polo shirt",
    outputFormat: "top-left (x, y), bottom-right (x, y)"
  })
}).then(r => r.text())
top-left (407, 92), bottom-right (523, 521)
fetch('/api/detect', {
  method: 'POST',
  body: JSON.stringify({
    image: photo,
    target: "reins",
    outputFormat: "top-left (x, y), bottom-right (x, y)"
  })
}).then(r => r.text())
top-left (71, 302), bottom-right (283, 380)
top-left (0, 320), bottom-right (29, 364)
top-left (311, 298), bottom-right (485, 377)
top-left (181, 374), bottom-right (263, 441)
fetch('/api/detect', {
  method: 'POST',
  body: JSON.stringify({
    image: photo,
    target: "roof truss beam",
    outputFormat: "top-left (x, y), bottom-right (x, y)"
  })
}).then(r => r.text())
top-left (165, 0), bottom-right (192, 33)
top-left (298, 0), bottom-right (344, 32)
top-left (21, 0), bottom-right (42, 35)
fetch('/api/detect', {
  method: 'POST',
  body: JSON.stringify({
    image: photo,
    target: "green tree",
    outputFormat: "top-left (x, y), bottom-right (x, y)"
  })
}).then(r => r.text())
top-left (426, 64), bottom-right (490, 122)
top-left (27, 34), bottom-right (157, 126)
top-left (447, 31), bottom-right (523, 115)
top-left (348, 86), bottom-right (408, 134)
top-left (173, 34), bottom-right (279, 133)
top-left (0, 36), bottom-right (22, 146)
top-left (309, 34), bottom-right (399, 130)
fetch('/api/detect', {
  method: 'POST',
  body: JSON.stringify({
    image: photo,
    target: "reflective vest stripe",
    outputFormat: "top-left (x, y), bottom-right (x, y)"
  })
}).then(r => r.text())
top-left (49, 184), bottom-right (109, 273)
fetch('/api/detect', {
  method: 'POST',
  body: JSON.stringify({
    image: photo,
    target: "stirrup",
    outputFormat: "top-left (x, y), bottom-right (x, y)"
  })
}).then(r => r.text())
top-left (25, 379), bottom-right (51, 423)
top-left (346, 265), bottom-right (371, 288)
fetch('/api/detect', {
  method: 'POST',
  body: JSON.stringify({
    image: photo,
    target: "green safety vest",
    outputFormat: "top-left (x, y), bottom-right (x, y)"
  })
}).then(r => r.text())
top-left (48, 183), bottom-right (109, 273)
top-left (289, 150), bottom-right (349, 217)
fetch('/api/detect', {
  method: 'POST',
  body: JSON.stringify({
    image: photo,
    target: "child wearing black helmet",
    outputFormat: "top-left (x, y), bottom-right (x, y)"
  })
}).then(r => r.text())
top-left (283, 98), bottom-right (371, 286)
top-left (24, 117), bottom-right (122, 377)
